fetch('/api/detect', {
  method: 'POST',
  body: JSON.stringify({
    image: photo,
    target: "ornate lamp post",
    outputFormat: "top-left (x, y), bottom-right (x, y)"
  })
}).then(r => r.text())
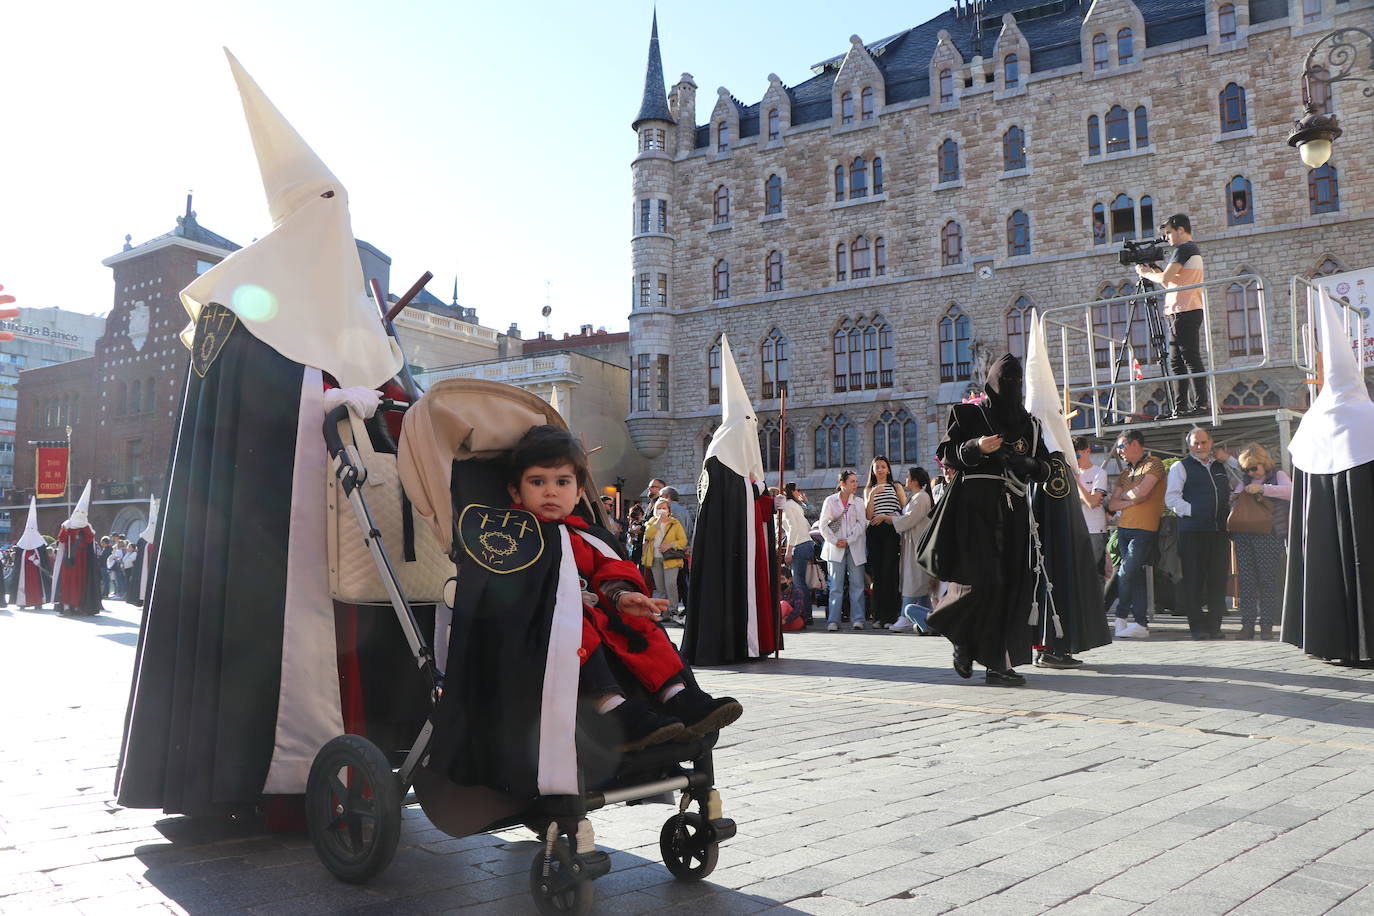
top-left (1287, 27), bottom-right (1372, 168)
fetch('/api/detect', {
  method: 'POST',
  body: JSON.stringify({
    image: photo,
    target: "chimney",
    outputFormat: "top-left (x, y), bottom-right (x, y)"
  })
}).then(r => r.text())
top-left (580, 324), bottom-right (593, 336)
top-left (507, 322), bottom-right (522, 339)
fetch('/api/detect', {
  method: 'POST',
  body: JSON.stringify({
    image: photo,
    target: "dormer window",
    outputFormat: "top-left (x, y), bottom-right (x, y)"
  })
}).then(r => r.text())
top-left (1004, 54), bottom-right (1020, 88)
top-left (1092, 33), bottom-right (1109, 71)
top-left (1218, 3), bottom-right (1237, 41)
top-left (768, 108), bottom-right (780, 141)
top-left (939, 68), bottom-right (954, 103)
top-left (1117, 28), bottom-right (1134, 65)
top-left (840, 90), bottom-right (854, 124)
top-left (716, 121), bottom-right (729, 152)
top-left (861, 87), bottom-right (875, 120)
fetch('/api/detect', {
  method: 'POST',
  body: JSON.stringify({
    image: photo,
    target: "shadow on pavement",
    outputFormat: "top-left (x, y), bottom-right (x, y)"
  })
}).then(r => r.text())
top-left (100, 631), bottom-right (140, 647)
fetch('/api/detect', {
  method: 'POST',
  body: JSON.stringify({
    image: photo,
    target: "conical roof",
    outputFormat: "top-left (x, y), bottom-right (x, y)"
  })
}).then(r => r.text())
top-left (632, 12), bottom-right (676, 129)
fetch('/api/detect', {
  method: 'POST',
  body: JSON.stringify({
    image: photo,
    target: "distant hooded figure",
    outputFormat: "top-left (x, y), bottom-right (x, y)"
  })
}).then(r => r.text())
top-left (924, 354), bottom-right (1051, 686)
top-left (12, 497), bottom-right (52, 609)
top-left (52, 480), bottom-right (104, 617)
top-left (127, 496), bottom-right (159, 608)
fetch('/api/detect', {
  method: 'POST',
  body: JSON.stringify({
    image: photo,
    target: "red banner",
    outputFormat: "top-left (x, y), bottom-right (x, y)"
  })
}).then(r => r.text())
top-left (36, 447), bottom-right (68, 499)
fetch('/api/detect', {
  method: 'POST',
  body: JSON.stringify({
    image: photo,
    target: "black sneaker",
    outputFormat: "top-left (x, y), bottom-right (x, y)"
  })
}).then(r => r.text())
top-left (985, 668), bottom-right (1027, 687)
top-left (662, 688), bottom-right (743, 738)
top-left (608, 699), bottom-right (686, 752)
top-left (1034, 651), bottom-right (1084, 669)
top-left (952, 647), bottom-right (973, 679)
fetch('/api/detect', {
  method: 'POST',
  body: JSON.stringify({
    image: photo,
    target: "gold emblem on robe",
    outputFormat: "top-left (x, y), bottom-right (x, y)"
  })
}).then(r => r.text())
top-left (191, 303), bottom-right (239, 378)
top-left (458, 505), bottom-right (544, 573)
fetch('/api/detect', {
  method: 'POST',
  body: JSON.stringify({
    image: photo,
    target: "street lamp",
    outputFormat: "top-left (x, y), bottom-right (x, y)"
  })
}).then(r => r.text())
top-left (1287, 27), bottom-right (1372, 168)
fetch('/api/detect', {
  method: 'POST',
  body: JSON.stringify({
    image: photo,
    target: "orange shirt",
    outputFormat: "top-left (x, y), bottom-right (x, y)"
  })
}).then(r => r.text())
top-left (1119, 455), bottom-right (1168, 532)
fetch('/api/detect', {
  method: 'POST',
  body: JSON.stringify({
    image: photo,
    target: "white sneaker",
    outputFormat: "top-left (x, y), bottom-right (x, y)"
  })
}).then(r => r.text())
top-left (1118, 622), bottom-right (1150, 639)
top-left (852, 621), bottom-right (866, 630)
top-left (1114, 617), bottom-right (1130, 635)
top-left (890, 618), bottom-right (916, 632)
top-left (826, 622), bottom-right (839, 632)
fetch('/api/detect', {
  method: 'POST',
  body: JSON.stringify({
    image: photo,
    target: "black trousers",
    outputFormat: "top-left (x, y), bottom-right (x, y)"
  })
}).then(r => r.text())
top-left (865, 523), bottom-right (902, 625)
top-left (1178, 530), bottom-right (1230, 636)
top-left (1169, 310), bottom-right (1207, 409)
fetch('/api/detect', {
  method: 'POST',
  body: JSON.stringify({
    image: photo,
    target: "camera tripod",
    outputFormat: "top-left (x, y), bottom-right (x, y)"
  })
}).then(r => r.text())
top-left (1101, 277), bottom-right (1177, 423)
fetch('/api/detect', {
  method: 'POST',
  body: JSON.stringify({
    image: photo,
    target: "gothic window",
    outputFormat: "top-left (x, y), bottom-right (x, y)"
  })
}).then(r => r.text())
top-left (1092, 33), bottom-right (1109, 71)
top-left (814, 414), bottom-right (857, 468)
top-left (713, 259), bottom-right (730, 300)
top-left (1093, 202), bottom-right (1108, 245)
top-left (765, 174), bottom-right (783, 215)
top-left (1224, 380), bottom-right (1281, 408)
top-left (874, 409), bottom-right (919, 464)
top-left (1135, 106), bottom-right (1150, 147)
top-left (1110, 193), bottom-right (1136, 241)
top-left (849, 156), bottom-right (868, 198)
top-left (938, 139), bottom-right (960, 182)
top-left (1219, 83), bottom-right (1248, 132)
top-left (1309, 164), bottom-right (1340, 214)
top-left (1105, 105), bottom-right (1130, 153)
top-left (939, 68), bottom-right (954, 103)
top-left (861, 86), bottom-right (875, 120)
top-left (840, 90), bottom-right (854, 125)
top-left (832, 315), bottom-right (893, 392)
top-left (1088, 115), bottom-right (1101, 156)
top-left (1218, 3), bottom-right (1237, 40)
top-left (1140, 195), bottom-right (1155, 234)
top-left (1003, 125), bottom-right (1027, 171)
top-left (1007, 210), bottom-right (1031, 257)
top-left (766, 250), bottom-right (783, 292)
top-left (1313, 256), bottom-right (1342, 277)
top-left (875, 237), bottom-right (887, 277)
top-left (872, 157), bottom-right (884, 194)
top-left (1006, 295), bottom-right (1034, 359)
top-left (129, 380), bottom-right (141, 415)
top-left (1004, 53), bottom-right (1020, 88)
top-left (941, 220), bottom-right (963, 266)
top-left (761, 328), bottom-right (789, 399)
top-left (833, 321), bottom-right (850, 390)
top-left (834, 165), bottom-right (845, 202)
top-left (713, 185), bottom-right (730, 224)
top-left (1227, 176), bottom-right (1254, 225)
top-left (938, 309), bottom-right (972, 383)
top-left (768, 108), bottom-right (780, 140)
top-left (717, 121), bottom-right (729, 152)
top-left (1226, 280), bottom-right (1263, 356)
top-left (1117, 28), bottom-right (1134, 64)
top-left (760, 419), bottom-right (796, 472)
top-left (835, 242), bottom-right (848, 281)
top-left (707, 339), bottom-right (721, 405)
top-left (851, 235), bottom-right (871, 279)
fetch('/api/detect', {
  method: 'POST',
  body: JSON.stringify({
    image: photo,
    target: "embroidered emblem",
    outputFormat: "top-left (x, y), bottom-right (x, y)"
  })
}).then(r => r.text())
top-left (192, 303), bottom-right (238, 378)
top-left (1011, 438), bottom-right (1029, 455)
top-left (697, 466), bottom-right (710, 505)
top-left (1044, 456), bottom-right (1073, 499)
top-left (458, 504), bottom-right (544, 574)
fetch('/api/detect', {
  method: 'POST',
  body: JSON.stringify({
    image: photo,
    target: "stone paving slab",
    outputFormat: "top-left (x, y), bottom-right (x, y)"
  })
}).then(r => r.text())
top-left (2, 601), bottom-right (1372, 913)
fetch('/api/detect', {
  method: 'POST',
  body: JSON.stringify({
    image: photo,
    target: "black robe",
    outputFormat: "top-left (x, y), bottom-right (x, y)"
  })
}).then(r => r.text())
top-left (11, 545), bottom-right (52, 608)
top-left (682, 456), bottom-right (780, 666)
top-left (1282, 465), bottom-right (1374, 662)
top-left (55, 527), bottom-right (104, 616)
top-left (1032, 454), bottom-right (1113, 656)
top-left (127, 535), bottom-right (157, 608)
top-left (116, 317), bottom-right (307, 816)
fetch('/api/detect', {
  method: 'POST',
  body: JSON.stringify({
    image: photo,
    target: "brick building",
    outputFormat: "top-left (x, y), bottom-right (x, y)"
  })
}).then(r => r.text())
top-left (625, 0), bottom-right (1373, 497)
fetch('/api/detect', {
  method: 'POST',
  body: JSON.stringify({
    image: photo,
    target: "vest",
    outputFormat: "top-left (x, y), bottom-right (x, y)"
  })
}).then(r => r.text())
top-left (1178, 455), bottom-right (1229, 532)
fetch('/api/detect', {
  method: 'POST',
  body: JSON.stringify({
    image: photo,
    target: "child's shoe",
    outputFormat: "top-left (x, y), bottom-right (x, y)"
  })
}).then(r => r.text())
top-left (662, 688), bottom-right (743, 739)
top-left (609, 699), bottom-right (686, 752)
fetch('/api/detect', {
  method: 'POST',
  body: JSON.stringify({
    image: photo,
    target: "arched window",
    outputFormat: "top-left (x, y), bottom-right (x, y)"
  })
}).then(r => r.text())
top-left (1006, 295), bottom-right (1034, 359)
top-left (1227, 176), bottom-right (1254, 225)
top-left (1219, 83), bottom-right (1248, 132)
top-left (840, 90), bottom-right (854, 124)
top-left (761, 329), bottom-right (789, 399)
top-left (765, 174), bottom-right (782, 215)
top-left (716, 121), bottom-right (729, 152)
top-left (144, 377), bottom-right (154, 413)
top-left (941, 221), bottom-right (963, 266)
top-left (115, 381), bottom-right (127, 416)
top-left (1134, 106), bottom-right (1149, 147)
top-left (938, 139), bottom-right (959, 183)
top-left (874, 237), bottom-right (887, 277)
top-left (1223, 380), bottom-right (1281, 409)
top-left (833, 321), bottom-right (850, 390)
top-left (1313, 256), bottom-right (1342, 277)
top-left (1088, 115), bottom-right (1101, 156)
top-left (1218, 3), bottom-right (1237, 41)
top-left (1092, 33), bottom-right (1109, 71)
top-left (1309, 164), bottom-right (1339, 214)
top-left (1007, 210), bottom-right (1031, 257)
top-left (1003, 125), bottom-right (1027, 171)
top-left (1308, 67), bottom-right (1332, 114)
top-left (849, 156), bottom-right (867, 198)
top-left (1092, 202), bottom-right (1107, 245)
top-left (1117, 28), bottom-right (1134, 64)
top-left (1226, 280), bottom-right (1263, 356)
top-left (129, 380), bottom-right (141, 415)
top-left (832, 316), bottom-right (892, 391)
top-left (1110, 193), bottom-right (1136, 241)
top-left (713, 185), bottom-right (730, 225)
top-left (872, 157), bottom-right (884, 194)
top-left (851, 236), bottom-right (871, 279)
top-left (765, 250), bottom-right (784, 292)
top-left (860, 86), bottom-right (875, 120)
top-left (834, 165), bottom-right (845, 202)
top-left (939, 310), bottom-right (972, 382)
top-left (707, 339), bottom-right (722, 405)
top-left (814, 415), bottom-right (856, 468)
top-left (1140, 195), bottom-right (1155, 234)
top-left (760, 419), bottom-right (796, 472)
top-left (1004, 53), bottom-right (1020, 88)
top-left (767, 108), bottom-right (780, 141)
top-left (835, 242), bottom-right (848, 281)
top-left (712, 259), bottom-right (730, 300)
top-left (939, 68), bottom-right (954, 103)
top-left (1105, 105), bottom-right (1130, 153)
top-left (874, 409), bottom-right (919, 464)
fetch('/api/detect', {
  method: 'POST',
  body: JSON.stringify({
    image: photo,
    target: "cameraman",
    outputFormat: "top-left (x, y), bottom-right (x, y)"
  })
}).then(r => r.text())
top-left (1136, 214), bottom-right (1207, 417)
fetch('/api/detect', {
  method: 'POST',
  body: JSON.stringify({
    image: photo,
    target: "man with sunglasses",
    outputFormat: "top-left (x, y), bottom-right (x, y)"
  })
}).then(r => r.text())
top-left (1107, 430), bottom-right (1168, 638)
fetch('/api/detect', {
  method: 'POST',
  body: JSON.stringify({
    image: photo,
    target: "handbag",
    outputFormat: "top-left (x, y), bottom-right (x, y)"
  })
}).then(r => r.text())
top-left (1227, 492), bottom-right (1273, 536)
top-left (916, 479), bottom-right (960, 580)
top-left (326, 411), bottom-right (453, 604)
top-left (660, 546), bottom-right (686, 562)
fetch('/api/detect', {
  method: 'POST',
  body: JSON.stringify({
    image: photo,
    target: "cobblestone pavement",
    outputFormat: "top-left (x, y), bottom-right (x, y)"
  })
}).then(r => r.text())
top-left (2, 601), bottom-right (1373, 914)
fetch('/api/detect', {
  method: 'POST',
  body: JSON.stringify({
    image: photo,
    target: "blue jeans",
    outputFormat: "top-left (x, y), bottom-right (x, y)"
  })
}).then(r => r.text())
top-left (1116, 528), bottom-right (1155, 627)
top-left (901, 593), bottom-right (932, 630)
top-left (790, 540), bottom-right (815, 607)
top-left (827, 549), bottom-right (866, 625)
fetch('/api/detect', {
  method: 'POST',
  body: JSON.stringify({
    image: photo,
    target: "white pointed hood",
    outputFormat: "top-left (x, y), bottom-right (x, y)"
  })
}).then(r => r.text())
top-left (16, 497), bottom-right (44, 550)
top-left (140, 496), bottom-right (160, 543)
top-left (1289, 286), bottom-right (1374, 474)
top-left (1024, 311), bottom-right (1076, 459)
top-left (704, 335), bottom-right (766, 483)
top-left (63, 480), bottom-right (93, 529)
top-left (179, 49), bottom-right (403, 390)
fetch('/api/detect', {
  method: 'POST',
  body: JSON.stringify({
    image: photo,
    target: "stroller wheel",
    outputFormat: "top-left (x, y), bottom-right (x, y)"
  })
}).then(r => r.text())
top-left (305, 735), bottom-right (402, 884)
top-left (528, 839), bottom-right (595, 916)
top-left (660, 812), bottom-right (719, 882)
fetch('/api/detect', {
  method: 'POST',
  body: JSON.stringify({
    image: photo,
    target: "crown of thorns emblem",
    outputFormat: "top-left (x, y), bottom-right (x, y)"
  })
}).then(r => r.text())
top-left (478, 530), bottom-right (519, 557)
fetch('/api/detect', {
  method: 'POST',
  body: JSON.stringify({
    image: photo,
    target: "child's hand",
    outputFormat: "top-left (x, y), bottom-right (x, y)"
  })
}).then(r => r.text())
top-left (617, 592), bottom-right (669, 619)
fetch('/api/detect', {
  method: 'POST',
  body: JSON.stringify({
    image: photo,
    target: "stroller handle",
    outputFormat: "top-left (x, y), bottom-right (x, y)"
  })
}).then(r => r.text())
top-left (323, 399), bottom-right (408, 461)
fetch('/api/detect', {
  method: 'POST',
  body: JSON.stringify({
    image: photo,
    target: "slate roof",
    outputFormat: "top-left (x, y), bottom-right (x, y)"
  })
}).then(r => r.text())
top-left (130, 211), bottom-right (241, 254)
top-left (689, 0), bottom-right (1220, 146)
top-left (633, 12), bottom-right (676, 129)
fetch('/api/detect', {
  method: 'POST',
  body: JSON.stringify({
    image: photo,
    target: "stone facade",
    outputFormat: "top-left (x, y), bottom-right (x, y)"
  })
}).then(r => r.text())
top-left (628, 0), bottom-right (1374, 500)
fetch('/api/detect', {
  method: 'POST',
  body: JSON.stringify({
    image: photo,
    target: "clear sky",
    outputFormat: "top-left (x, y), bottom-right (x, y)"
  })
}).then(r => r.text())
top-left (2, 0), bottom-right (946, 338)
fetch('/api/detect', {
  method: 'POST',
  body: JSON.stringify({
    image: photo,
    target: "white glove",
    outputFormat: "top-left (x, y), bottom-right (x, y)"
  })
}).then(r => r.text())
top-left (323, 386), bottom-right (382, 419)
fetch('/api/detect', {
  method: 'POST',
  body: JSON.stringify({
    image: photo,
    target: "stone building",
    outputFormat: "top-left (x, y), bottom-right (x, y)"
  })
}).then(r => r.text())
top-left (523, 326), bottom-right (630, 368)
top-left (626, 1), bottom-right (1373, 498)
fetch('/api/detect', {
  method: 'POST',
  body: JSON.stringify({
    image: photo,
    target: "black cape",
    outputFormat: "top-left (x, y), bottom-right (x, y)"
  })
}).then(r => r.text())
top-left (10, 545), bottom-right (52, 607)
top-left (1032, 454), bottom-right (1113, 656)
top-left (682, 457), bottom-right (780, 666)
top-left (56, 528), bottom-right (104, 616)
top-left (116, 318), bottom-right (305, 815)
top-left (1282, 465), bottom-right (1374, 662)
top-left (128, 536), bottom-right (158, 608)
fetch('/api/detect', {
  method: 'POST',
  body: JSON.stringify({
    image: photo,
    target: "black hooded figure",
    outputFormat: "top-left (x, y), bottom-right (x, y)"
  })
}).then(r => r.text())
top-left (924, 354), bottom-right (1051, 685)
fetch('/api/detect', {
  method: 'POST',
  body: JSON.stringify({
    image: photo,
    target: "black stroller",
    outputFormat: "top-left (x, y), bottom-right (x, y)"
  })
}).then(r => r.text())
top-left (311, 378), bottom-right (736, 914)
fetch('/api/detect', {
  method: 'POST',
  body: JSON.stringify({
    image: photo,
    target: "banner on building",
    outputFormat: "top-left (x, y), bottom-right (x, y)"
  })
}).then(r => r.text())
top-left (1313, 267), bottom-right (1374, 368)
top-left (36, 447), bottom-right (69, 499)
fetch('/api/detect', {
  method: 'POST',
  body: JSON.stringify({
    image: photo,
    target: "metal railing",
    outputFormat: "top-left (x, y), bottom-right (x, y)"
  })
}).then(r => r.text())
top-left (1039, 273), bottom-right (1275, 438)
top-left (1289, 274), bottom-right (1363, 375)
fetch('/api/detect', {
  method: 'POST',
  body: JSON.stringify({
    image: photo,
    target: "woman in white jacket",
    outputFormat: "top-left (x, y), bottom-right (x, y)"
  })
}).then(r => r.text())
top-left (818, 470), bottom-right (868, 630)
top-left (887, 467), bottom-right (935, 633)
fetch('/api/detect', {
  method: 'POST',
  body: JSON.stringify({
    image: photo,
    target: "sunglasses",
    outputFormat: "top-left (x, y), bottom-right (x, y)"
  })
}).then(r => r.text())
top-left (1244, 465), bottom-right (1263, 473)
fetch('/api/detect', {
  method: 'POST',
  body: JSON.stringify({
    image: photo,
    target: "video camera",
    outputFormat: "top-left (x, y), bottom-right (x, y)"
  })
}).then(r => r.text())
top-left (1118, 236), bottom-right (1168, 268)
